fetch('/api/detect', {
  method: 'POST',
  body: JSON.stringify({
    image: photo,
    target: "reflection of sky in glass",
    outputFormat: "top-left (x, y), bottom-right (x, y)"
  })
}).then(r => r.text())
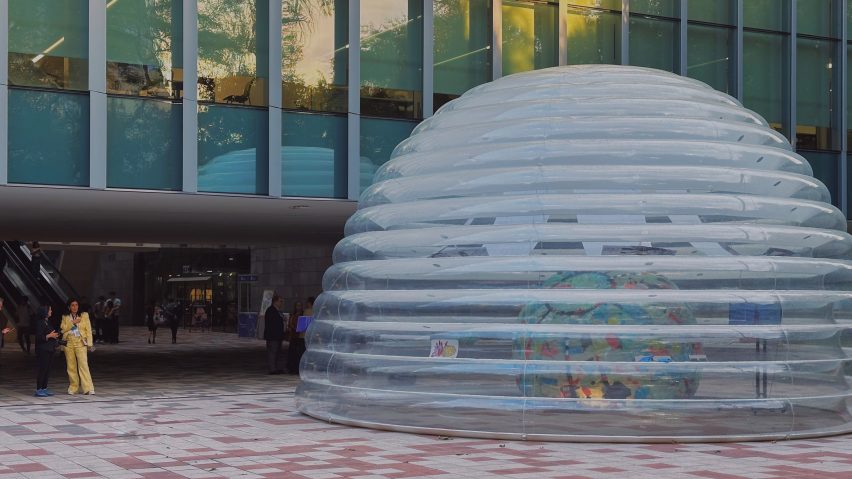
top-left (285, 9), bottom-right (337, 85)
top-left (361, 1), bottom-right (410, 39)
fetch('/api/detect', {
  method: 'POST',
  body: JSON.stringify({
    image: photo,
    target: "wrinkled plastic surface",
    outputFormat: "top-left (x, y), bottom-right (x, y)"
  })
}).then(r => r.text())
top-left (296, 65), bottom-right (852, 442)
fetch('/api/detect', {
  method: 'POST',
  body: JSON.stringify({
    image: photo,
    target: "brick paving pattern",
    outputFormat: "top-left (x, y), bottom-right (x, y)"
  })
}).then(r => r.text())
top-left (0, 327), bottom-right (850, 478)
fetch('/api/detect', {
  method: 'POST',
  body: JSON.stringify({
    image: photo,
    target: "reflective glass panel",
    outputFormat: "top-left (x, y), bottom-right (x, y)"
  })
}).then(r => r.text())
top-left (198, 0), bottom-right (269, 106)
top-left (630, 0), bottom-right (677, 18)
top-left (629, 16), bottom-right (677, 73)
top-left (567, 0), bottom-right (620, 10)
top-left (848, 44), bottom-right (852, 147)
top-left (282, 112), bottom-right (347, 198)
top-left (434, 0), bottom-right (493, 111)
top-left (687, 0), bottom-right (734, 25)
top-left (360, 0), bottom-right (424, 119)
top-left (107, 97), bottom-right (182, 190)
top-left (796, 38), bottom-right (839, 151)
top-left (797, 0), bottom-right (837, 38)
top-left (743, 31), bottom-right (788, 136)
top-left (360, 118), bottom-right (417, 193)
top-left (801, 151), bottom-right (839, 207)
top-left (8, 0), bottom-right (88, 90)
top-left (687, 25), bottom-right (734, 94)
top-left (566, 7), bottom-right (621, 65)
top-left (107, 0), bottom-right (183, 98)
top-left (849, 0), bottom-right (852, 35)
top-left (502, 1), bottom-right (559, 76)
top-left (282, 0), bottom-right (348, 112)
top-left (744, 0), bottom-right (789, 32)
top-left (8, 89), bottom-right (89, 186)
top-left (197, 105), bottom-right (269, 195)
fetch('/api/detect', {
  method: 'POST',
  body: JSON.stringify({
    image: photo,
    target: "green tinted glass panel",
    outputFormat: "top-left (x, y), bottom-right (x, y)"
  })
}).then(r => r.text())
top-left (801, 151), bottom-right (838, 207)
top-left (631, 0), bottom-right (677, 17)
top-left (360, 118), bottom-right (417, 193)
top-left (567, 0), bottom-right (620, 10)
top-left (434, 0), bottom-right (492, 110)
top-left (107, 0), bottom-right (183, 98)
top-left (360, 0), bottom-right (424, 119)
top-left (282, 112), bottom-right (347, 198)
top-left (848, 45), bottom-right (852, 148)
top-left (796, 38), bottom-right (839, 151)
top-left (743, 31), bottom-right (787, 135)
top-left (503, 1), bottom-right (559, 76)
top-left (848, 0), bottom-right (852, 35)
top-left (8, 89), bottom-right (89, 186)
top-left (198, 105), bottom-right (269, 195)
top-left (629, 16), bottom-right (677, 73)
top-left (848, 155), bottom-right (852, 213)
top-left (8, 0), bottom-right (88, 90)
top-left (687, 0), bottom-right (734, 24)
top-left (198, 0), bottom-right (269, 106)
top-left (107, 97), bottom-right (182, 190)
top-left (282, 0), bottom-right (348, 112)
top-left (797, 0), bottom-right (836, 37)
top-left (744, 0), bottom-right (789, 32)
top-left (566, 8), bottom-right (621, 65)
top-left (687, 25), bottom-right (733, 94)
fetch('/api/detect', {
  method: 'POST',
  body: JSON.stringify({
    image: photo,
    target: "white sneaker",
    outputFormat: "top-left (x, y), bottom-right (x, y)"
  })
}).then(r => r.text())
top-left (84, 390), bottom-right (95, 395)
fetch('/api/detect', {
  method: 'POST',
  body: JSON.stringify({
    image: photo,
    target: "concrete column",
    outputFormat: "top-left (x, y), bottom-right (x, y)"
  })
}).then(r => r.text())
top-left (268, 0), bottom-right (282, 197)
top-left (89, 0), bottom-right (107, 189)
top-left (183, 0), bottom-right (199, 192)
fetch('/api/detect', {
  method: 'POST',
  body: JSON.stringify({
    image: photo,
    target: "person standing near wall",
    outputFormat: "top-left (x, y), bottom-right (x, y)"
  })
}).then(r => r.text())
top-left (92, 296), bottom-right (105, 343)
top-left (15, 296), bottom-right (33, 354)
top-left (264, 295), bottom-right (285, 374)
top-left (107, 291), bottom-right (121, 343)
top-left (34, 305), bottom-right (59, 397)
top-left (0, 298), bottom-right (13, 364)
top-left (61, 298), bottom-right (95, 395)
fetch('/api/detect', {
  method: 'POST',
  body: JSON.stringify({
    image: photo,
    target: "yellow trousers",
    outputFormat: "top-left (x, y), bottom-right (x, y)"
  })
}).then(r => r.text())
top-left (65, 346), bottom-right (94, 394)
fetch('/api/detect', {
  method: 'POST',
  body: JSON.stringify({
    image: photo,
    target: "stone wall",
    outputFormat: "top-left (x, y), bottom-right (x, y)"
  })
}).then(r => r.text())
top-left (89, 251), bottom-right (135, 323)
top-left (249, 243), bottom-right (336, 313)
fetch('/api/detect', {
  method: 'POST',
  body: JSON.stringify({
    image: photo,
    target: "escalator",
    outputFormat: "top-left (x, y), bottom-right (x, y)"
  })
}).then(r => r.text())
top-left (0, 241), bottom-right (79, 321)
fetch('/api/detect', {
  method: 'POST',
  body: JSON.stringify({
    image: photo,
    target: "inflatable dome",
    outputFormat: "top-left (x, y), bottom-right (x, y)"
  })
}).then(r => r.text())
top-left (296, 65), bottom-right (852, 442)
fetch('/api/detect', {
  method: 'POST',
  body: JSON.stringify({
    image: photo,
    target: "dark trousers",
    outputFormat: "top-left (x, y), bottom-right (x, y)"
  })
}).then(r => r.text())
top-left (266, 340), bottom-right (282, 372)
top-left (286, 337), bottom-right (306, 374)
top-left (36, 350), bottom-right (53, 390)
top-left (93, 318), bottom-right (103, 342)
top-left (170, 325), bottom-right (178, 343)
top-left (17, 326), bottom-right (31, 353)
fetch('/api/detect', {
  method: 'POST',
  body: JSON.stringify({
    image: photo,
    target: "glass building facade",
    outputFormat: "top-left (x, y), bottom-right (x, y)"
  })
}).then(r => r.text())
top-left (1, 0), bottom-right (851, 216)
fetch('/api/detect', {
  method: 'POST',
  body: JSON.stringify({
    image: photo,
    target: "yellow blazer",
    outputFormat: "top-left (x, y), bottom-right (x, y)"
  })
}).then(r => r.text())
top-left (61, 312), bottom-right (93, 347)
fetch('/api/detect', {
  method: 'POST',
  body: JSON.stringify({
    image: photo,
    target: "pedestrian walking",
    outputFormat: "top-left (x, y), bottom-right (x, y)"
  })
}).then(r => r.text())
top-left (264, 295), bottom-right (285, 374)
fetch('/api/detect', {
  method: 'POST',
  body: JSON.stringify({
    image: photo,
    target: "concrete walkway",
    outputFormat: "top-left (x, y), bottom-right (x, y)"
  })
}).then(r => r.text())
top-left (0, 327), bottom-right (850, 478)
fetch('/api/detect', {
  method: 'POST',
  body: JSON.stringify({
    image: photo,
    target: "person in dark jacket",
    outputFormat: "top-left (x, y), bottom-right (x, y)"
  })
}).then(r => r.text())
top-left (34, 305), bottom-right (59, 397)
top-left (264, 295), bottom-right (285, 374)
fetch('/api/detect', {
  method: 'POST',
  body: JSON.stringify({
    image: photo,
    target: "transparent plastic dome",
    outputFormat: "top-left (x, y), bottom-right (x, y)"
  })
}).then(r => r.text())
top-left (296, 65), bottom-right (852, 442)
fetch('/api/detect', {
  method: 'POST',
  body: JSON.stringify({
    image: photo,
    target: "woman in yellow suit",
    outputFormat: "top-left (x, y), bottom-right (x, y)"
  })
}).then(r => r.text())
top-left (61, 298), bottom-right (95, 395)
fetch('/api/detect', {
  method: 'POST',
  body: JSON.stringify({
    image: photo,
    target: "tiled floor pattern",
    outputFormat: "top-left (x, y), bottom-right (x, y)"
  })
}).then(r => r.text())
top-left (0, 327), bottom-right (850, 478)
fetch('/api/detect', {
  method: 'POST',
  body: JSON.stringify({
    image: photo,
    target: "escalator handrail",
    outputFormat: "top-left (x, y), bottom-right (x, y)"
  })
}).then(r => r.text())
top-left (0, 242), bottom-right (62, 308)
top-left (9, 241), bottom-right (79, 302)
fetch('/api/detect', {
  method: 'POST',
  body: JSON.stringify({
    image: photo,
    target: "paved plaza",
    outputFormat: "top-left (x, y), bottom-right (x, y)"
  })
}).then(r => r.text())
top-left (0, 327), bottom-right (850, 478)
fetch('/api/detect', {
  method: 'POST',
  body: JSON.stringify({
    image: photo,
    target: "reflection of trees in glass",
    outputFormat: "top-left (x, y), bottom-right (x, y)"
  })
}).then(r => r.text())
top-left (360, 2), bottom-right (423, 118)
top-left (8, 90), bottom-right (88, 186)
top-left (198, 0), bottom-right (267, 104)
top-left (502, 1), bottom-right (558, 75)
top-left (8, 0), bottom-right (88, 90)
top-left (433, 0), bottom-right (491, 107)
top-left (107, 0), bottom-right (176, 97)
top-left (107, 98), bottom-right (181, 190)
top-left (282, 0), bottom-right (346, 112)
